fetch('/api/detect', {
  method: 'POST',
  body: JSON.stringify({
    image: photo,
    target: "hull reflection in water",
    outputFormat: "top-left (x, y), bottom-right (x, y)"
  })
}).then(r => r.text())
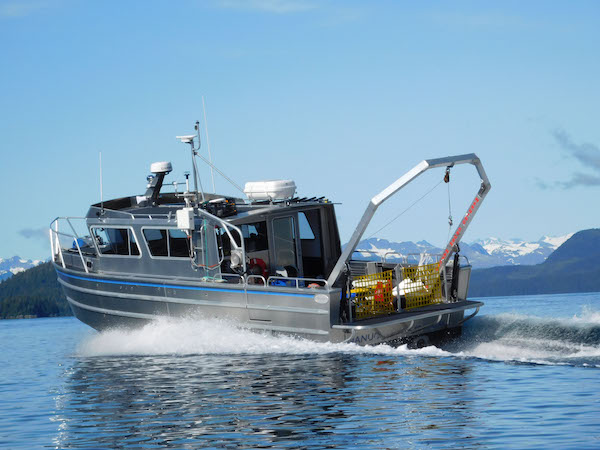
top-left (55, 350), bottom-right (476, 448)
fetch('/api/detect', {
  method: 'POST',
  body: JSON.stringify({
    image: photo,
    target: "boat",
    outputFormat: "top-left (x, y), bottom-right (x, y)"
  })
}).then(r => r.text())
top-left (50, 124), bottom-right (491, 346)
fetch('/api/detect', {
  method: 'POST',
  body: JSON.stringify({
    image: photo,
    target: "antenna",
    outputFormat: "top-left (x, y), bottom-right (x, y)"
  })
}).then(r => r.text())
top-left (184, 171), bottom-right (190, 192)
top-left (99, 152), bottom-right (104, 213)
top-left (176, 133), bottom-right (205, 204)
top-left (179, 121), bottom-right (245, 196)
top-left (202, 96), bottom-right (216, 193)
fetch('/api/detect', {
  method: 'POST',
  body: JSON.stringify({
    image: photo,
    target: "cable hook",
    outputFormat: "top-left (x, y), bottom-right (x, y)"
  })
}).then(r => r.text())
top-left (444, 166), bottom-right (451, 183)
top-left (446, 166), bottom-right (453, 228)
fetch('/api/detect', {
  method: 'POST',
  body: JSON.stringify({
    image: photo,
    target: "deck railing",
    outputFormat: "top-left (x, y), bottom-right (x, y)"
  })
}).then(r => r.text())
top-left (49, 217), bottom-right (95, 274)
top-left (348, 250), bottom-right (474, 309)
top-left (352, 249), bottom-right (469, 267)
top-left (267, 276), bottom-right (328, 289)
top-left (49, 216), bottom-right (329, 292)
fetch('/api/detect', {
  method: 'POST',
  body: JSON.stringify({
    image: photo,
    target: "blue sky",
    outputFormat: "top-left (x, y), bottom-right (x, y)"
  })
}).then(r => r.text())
top-left (1, 0), bottom-right (599, 260)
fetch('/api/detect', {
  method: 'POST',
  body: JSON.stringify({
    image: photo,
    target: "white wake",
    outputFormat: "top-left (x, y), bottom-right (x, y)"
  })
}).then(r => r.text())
top-left (77, 307), bottom-right (600, 367)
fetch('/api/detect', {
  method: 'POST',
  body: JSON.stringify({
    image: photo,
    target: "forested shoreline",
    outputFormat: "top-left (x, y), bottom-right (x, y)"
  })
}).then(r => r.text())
top-left (0, 262), bottom-right (70, 319)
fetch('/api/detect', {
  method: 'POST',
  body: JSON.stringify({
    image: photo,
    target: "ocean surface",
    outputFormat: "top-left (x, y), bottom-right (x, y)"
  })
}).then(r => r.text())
top-left (1, 292), bottom-right (600, 449)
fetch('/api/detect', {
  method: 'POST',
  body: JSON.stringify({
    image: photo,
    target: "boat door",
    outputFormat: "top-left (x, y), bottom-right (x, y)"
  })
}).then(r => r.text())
top-left (246, 213), bottom-right (301, 322)
top-left (271, 214), bottom-right (301, 276)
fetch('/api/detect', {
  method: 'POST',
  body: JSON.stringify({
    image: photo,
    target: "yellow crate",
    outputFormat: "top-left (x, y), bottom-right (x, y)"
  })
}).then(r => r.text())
top-left (401, 262), bottom-right (443, 309)
top-left (351, 270), bottom-right (395, 320)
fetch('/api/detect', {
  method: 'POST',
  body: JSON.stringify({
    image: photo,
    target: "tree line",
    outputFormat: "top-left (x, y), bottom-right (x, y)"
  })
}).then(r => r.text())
top-left (0, 262), bottom-right (71, 319)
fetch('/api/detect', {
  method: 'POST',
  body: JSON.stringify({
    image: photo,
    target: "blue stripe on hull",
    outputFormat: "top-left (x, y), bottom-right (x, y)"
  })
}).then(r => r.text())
top-left (56, 269), bottom-right (315, 299)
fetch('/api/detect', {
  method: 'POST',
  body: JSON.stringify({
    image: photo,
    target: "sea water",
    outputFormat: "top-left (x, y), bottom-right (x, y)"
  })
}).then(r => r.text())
top-left (1, 292), bottom-right (599, 448)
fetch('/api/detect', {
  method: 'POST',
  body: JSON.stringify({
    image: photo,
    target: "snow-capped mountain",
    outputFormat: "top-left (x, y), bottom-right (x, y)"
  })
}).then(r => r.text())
top-left (0, 256), bottom-right (44, 281)
top-left (353, 238), bottom-right (440, 260)
top-left (353, 233), bottom-right (573, 268)
top-left (471, 234), bottom-right (573, 266)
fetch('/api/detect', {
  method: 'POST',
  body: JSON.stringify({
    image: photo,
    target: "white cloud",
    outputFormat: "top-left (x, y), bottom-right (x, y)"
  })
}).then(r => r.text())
top-left (18, 227), bottom-right (48, 240)
top-left (553, 130), bottom-right (600, 189)
top-left (538, 131), bottom-right (600, 189)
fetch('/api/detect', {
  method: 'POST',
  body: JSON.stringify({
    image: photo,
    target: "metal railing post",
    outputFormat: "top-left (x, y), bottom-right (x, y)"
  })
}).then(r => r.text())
top-left (55, 221), bottom-right (66, 268)
top-left (66, 218), bottom-right (89, 273)
top-left (49, 228), bottom-right (54, 260)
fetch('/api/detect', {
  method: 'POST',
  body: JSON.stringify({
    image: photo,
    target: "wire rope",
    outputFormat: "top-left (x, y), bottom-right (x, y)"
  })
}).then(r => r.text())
top-left (446, 172), bottom-right (453, 244)
top-left (366, 180), bottom-right (444, 240)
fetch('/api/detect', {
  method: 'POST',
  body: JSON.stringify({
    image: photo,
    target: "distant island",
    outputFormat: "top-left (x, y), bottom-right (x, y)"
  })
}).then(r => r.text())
top-left (469, 228), bottom-right (600, 297)
top-left (0, 261), bottom-right (70, 319)
top-left (1, 228), bottom-right (598, 319)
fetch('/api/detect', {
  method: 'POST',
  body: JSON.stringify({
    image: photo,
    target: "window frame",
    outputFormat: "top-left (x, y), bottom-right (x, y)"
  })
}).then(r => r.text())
top-left (89, 226), bottom-right (142, 259)
top-left (168, 228), bottom-right (192, 258)
top-left (298, 211), bottom-right (317, 240)
top-left (271, 215), bottom-right (298, 269)
top-left (141, 226), bottom-right (192, 259)
top-left (240, 221), bottom-right (269, 253)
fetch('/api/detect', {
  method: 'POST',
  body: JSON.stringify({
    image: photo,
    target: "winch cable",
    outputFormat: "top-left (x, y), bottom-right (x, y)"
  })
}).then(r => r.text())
top-left (366, 179), bottom-right (444, 240)
top-left (445, 166), bottom-right (453, 244)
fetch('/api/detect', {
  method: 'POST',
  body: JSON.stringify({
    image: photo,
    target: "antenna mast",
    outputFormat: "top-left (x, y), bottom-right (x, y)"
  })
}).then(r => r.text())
top-left (202, 96), bottom-right (216, 193)
top-left (176, 130), bottom-right (205, 205)
top-left (178, 120), bottom-right (244, 197)
top-left (99, 152), bottom-right (104, 213)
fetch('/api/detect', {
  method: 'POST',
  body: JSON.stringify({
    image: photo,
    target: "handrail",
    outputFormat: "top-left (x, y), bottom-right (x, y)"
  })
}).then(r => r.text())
top-left (49, 217), bottom-right (92, 273)
top-left (218, 273), bottom-right (244, 284)
top-left (195, 208), bottom-right (247, 275)
top-left (351, 249), bottom-right (443, 265)
top-left (89, 207), bottom-right (175, 220)
top-left (352, 249), bottom-right (382, 259)
top-left (247, 274), bottom-right (266, 285)
top-left (393, 252), bottom-right (441, 265)
top-left (52, 219), bottom-right (65, 269)
top-left (352, 250), bottom-right (470, 269)
top-left (267, 276), bottom-right (328, 289)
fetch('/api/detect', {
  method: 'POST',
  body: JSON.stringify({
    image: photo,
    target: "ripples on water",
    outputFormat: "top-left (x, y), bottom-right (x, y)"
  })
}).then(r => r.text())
top-left (2, 294), bottom-right (600, 448)
top-left (57, 348), bottom-right (482, 448)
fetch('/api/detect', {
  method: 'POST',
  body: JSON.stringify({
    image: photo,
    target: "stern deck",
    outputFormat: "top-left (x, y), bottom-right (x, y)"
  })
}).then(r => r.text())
top-left (333, 300), bottom-right (483, 331)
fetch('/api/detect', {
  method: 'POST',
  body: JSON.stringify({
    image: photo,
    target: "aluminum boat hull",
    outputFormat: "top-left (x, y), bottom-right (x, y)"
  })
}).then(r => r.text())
top-left (56, 264), bottom-right (482, 346)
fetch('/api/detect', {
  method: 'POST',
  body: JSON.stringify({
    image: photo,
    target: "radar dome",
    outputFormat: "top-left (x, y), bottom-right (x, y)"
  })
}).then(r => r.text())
top-left (150, 161), bottom-right (172, 174)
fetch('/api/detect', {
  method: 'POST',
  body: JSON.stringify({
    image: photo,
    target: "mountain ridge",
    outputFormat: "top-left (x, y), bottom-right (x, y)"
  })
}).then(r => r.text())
top-left (353, 233), bottom-right (573, 268)
top-left (469, 229), bottom-right (600, 297)
top-left (0, 256), bottom-right (44, 281)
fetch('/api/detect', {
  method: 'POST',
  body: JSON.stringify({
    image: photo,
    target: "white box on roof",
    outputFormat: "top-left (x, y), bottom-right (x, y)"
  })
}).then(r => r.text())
top-left (244, 180), bottom-right (296, 201)
top-left (176, 207), bottom-right (194, 230)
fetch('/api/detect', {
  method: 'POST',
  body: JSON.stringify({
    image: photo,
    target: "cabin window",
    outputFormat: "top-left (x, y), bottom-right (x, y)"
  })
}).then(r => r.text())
top-left (273, 216), bottom-right (297, 268)
top-left (241, 221), bottom-right (268, 252)
top-left (143, 228), bottom-right (192, 258)
top-left (169, 229), bottom-right (191, 257)
top-left (143, 229), bottom-right (168, 257)
top-left (217, 221), bottom-right (268, 254)
top-left (91, 227), bottom-right (140, 256)
top-left (299, 210), bottom-right (324, 278)
top-left (298, 212), bottom-right (316, 239)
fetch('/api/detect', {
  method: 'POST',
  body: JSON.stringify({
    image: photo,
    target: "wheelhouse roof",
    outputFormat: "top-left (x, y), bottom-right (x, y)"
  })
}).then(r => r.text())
top-left (88, 191), bottom-right (335, 222)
